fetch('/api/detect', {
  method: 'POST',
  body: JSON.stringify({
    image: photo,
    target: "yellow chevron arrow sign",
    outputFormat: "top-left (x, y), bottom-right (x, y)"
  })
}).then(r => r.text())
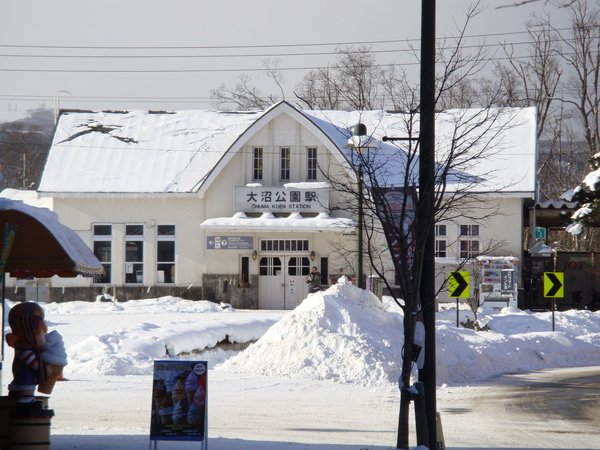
top-left (449, 271), bottom-right (470, 298)
top-left (543, 272), bottom-right (564, 298)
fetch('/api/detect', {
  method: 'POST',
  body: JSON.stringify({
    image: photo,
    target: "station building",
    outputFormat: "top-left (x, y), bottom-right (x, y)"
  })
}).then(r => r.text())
top-left (8, 101), bottom-right (536, 308)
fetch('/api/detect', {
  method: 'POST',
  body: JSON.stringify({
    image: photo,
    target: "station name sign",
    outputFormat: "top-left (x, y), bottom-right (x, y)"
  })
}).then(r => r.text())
top-left (234, 186), bottom-right (328, 213)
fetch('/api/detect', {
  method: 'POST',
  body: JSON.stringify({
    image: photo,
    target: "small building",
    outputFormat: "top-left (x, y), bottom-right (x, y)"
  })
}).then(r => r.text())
top-left (11, 101), bottom-right (536, 308)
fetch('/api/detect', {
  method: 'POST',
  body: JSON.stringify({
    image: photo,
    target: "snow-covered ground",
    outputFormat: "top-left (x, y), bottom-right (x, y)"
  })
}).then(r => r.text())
top-left (2, 277), bottom-right (600, 449)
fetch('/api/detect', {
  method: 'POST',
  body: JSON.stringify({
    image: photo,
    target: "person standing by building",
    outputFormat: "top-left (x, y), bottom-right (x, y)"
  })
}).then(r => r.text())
top-left (306, 266), bottom-right (321, 293)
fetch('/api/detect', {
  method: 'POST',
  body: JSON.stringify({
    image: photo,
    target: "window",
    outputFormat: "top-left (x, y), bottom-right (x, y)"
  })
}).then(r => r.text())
top-left (259, 256), bottom-right (282, 276)
top-left (319, 256), bottom-right (328, 285)
top-left (253, 147), bottom-right (263, 180)
top-left (125, 224), bottom-right (144, 284)
top-left (288, 256), bottom-right (311, 276)
top-left (307, 147), bottom-right (317, 181)
top-left (435, 224), bottom-right (447, 258)
top-left (459, 224), bottom-right (480, 259)
top-left (280, 147), bottom-right (290, 181)
top-left (260, 239), bottom-right (309, 252)
top-left (93, 224), bottom-right (112, 283)
top-left (156, 225), bottom-right (175, 284)
top-left (240, 256), bottom-right (250, 286)
top-left (460, 224), bottom-right (479, 237)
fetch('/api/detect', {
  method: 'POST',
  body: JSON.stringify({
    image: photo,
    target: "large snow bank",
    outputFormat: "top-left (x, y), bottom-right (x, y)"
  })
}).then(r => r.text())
top-left (222, 277), bottom-right (405, 385)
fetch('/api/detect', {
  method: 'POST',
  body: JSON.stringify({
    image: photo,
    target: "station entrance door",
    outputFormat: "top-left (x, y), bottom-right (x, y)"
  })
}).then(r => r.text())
top-left (258, 255), bottom-right (311, 309)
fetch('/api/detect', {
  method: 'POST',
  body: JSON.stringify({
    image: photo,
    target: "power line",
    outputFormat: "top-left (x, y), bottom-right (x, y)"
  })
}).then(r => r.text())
top-left (0, 37), bottom-right (587, 60)
top-left (0, 50), bottom-right (584, 73)
top-left (0, 27), bottom-right (574, 51)
top-left (0, 33), bottom-right (590, 61)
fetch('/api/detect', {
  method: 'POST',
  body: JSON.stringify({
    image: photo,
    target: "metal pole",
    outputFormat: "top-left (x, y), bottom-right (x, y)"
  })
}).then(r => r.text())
top-left (357, 164), bottom-right (364, 289)
top-left (1, 271), bottom-right (4, 393)
top-left (418, 0), bottom-right (437, 447)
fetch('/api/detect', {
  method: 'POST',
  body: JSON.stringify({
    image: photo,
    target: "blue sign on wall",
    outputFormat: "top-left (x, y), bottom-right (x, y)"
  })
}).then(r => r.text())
top-left (207, 235), bottom-right (253, 250)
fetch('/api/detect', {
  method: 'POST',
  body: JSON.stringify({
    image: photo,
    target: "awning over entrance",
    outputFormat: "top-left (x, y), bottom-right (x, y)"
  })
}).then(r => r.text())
top-left (200, 212), bottom-right (355, 232)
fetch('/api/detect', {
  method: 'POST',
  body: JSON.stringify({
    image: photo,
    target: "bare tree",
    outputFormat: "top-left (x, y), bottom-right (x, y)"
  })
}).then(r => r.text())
top-left (497, 0), bottom-right (599, 202)
top-left (205, 3), bottom-right (533, 447)
top-left (294, 46), bottom-right (384, 111)
top-left (321, 101), bottom-right (522, 449)
top-left (434, 2), bottom-right (495, 109)
top-left (0, 109), bottom-right (53, 190)
top-left (294, 65), bottom-right (341, 110)
top-left (210, 58), bottom-right (283, 111)
top-left (556, 0), bottom-right (600, 159)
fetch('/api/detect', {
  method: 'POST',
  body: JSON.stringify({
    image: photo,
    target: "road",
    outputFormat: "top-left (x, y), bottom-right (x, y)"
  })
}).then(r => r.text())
top-left (439, 365), bottom-right (600, 449)
top-left (30, 365), bottom-right (600, 449)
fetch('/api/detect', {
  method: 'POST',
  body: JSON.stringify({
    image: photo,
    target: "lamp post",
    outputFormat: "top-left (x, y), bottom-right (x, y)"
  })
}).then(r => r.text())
top-left (348, 123), bottom-right (373, 290)
top-left (357, 163), bottom-right (364, 289)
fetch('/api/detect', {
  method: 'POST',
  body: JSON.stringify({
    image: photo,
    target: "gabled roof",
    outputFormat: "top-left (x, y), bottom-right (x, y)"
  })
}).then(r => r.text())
top-left (39, 102), bottom-right (537, 197)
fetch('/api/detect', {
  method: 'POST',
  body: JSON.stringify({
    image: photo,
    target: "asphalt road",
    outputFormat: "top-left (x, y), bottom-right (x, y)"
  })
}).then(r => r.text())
top-left (28, 365), bottom-right (600, 450)
top-left (439, 365), bottom-right (600, 449)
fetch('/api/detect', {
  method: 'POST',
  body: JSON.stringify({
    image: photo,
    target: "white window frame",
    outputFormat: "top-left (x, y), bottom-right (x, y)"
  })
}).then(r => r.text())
top-left (156, 225), bottom-right (175, 284)
top-left (280, 147), bottom-right (291, 181)
top-left (459, 224), bottom-right (480, 259)
top-left (93, 224), bottom-right (112, 284)
top-left (125, 224), bottom-right (144, 284)
top-left (435, 223), bottom-right (447, 258)
top-left (307, 147), bottom-right (318, 181)
top-left (253, 147), bottom-right (263, 181)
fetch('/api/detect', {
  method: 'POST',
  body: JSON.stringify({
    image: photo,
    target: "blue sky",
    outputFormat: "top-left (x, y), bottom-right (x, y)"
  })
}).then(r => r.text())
top-left (0, 0), bottom-right (572, 114)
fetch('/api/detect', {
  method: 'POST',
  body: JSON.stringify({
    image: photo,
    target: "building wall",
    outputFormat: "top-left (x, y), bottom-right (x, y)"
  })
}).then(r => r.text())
top-left (434, 196), bottom-right (526, 303)
top-left (50, 195), bottom-right (206, 288)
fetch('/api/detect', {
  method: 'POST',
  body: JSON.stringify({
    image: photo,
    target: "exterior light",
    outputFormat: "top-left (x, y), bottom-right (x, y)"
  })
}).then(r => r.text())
top-left (310, 251), bottom-right (316, 261)
top-left (252, 250), bottom-right (258, 260)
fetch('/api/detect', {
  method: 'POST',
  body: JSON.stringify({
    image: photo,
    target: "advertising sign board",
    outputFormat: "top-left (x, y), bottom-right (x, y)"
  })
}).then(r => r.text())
top-left (150, 360), bottom-right (207, 445)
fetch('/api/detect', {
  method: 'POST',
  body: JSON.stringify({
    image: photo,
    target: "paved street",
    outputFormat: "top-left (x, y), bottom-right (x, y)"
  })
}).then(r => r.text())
top-left (439, 365), bottom-right (600, 449)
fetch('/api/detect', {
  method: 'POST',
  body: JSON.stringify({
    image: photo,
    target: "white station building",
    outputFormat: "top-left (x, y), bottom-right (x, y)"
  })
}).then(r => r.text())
top-left (8, 101), bottom-right (536, 309)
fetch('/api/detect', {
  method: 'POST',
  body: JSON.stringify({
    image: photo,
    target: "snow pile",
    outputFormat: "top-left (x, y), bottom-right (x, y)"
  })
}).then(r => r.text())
top-left (436, 306), bottom-right (600, 384)
top-left (42, 296), bottom-right (226, 315)
top-left (6, 290), bottom-right (600, 388)
top-left (222, 277), bottom-right (404, 385)
top-left (45, 297), bottom-right (282, 376)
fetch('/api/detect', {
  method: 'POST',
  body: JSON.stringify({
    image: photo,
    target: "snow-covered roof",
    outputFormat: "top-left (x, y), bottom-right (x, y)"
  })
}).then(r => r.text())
top-left (39, 109), bottom-right (264, 194)
top-left (0, 188), bottom-right (53, 209)
top-left (201, 212), bottom-right (354, 232)
top-left (304, 106), bottom-right (537, 195)
top-left (39, 102), bottom-right (536, 197)
top-left (0, 197), bottom-right (104, 276)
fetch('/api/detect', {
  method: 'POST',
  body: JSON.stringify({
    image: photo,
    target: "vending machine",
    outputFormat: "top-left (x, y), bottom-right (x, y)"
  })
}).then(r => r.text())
top-left (477, 256), bottom-right (519, 309)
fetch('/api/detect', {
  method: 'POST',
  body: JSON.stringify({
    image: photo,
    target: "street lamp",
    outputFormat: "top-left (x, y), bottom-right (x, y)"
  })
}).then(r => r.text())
top-left (347, 123), bottom-right (375, 290)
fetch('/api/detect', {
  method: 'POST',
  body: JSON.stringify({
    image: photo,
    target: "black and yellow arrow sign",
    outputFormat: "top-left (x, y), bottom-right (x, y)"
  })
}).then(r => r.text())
top-left (449, 271), bottom-right (470, 298)
top-left (543, 272), bottom-right (564, 298)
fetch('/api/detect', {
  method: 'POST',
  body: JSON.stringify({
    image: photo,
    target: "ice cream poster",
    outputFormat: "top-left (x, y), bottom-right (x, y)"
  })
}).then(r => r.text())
top-left (150, 360), bottom-right (207, 442)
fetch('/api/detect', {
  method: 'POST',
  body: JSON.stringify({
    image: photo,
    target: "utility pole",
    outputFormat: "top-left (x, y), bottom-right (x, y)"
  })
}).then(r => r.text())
top-left (418, 0), bottom-right (437, 447)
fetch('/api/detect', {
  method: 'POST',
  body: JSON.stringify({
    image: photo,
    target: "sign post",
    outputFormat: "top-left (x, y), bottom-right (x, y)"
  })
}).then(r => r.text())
top-left (449, 271), bottom-right (470, 327)
top-left (449, 271), bottom-right (470, 298)
top-left (150, 360), bottom-right (207, 449)
top-left (543, 272), bottom-right (564, 331)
